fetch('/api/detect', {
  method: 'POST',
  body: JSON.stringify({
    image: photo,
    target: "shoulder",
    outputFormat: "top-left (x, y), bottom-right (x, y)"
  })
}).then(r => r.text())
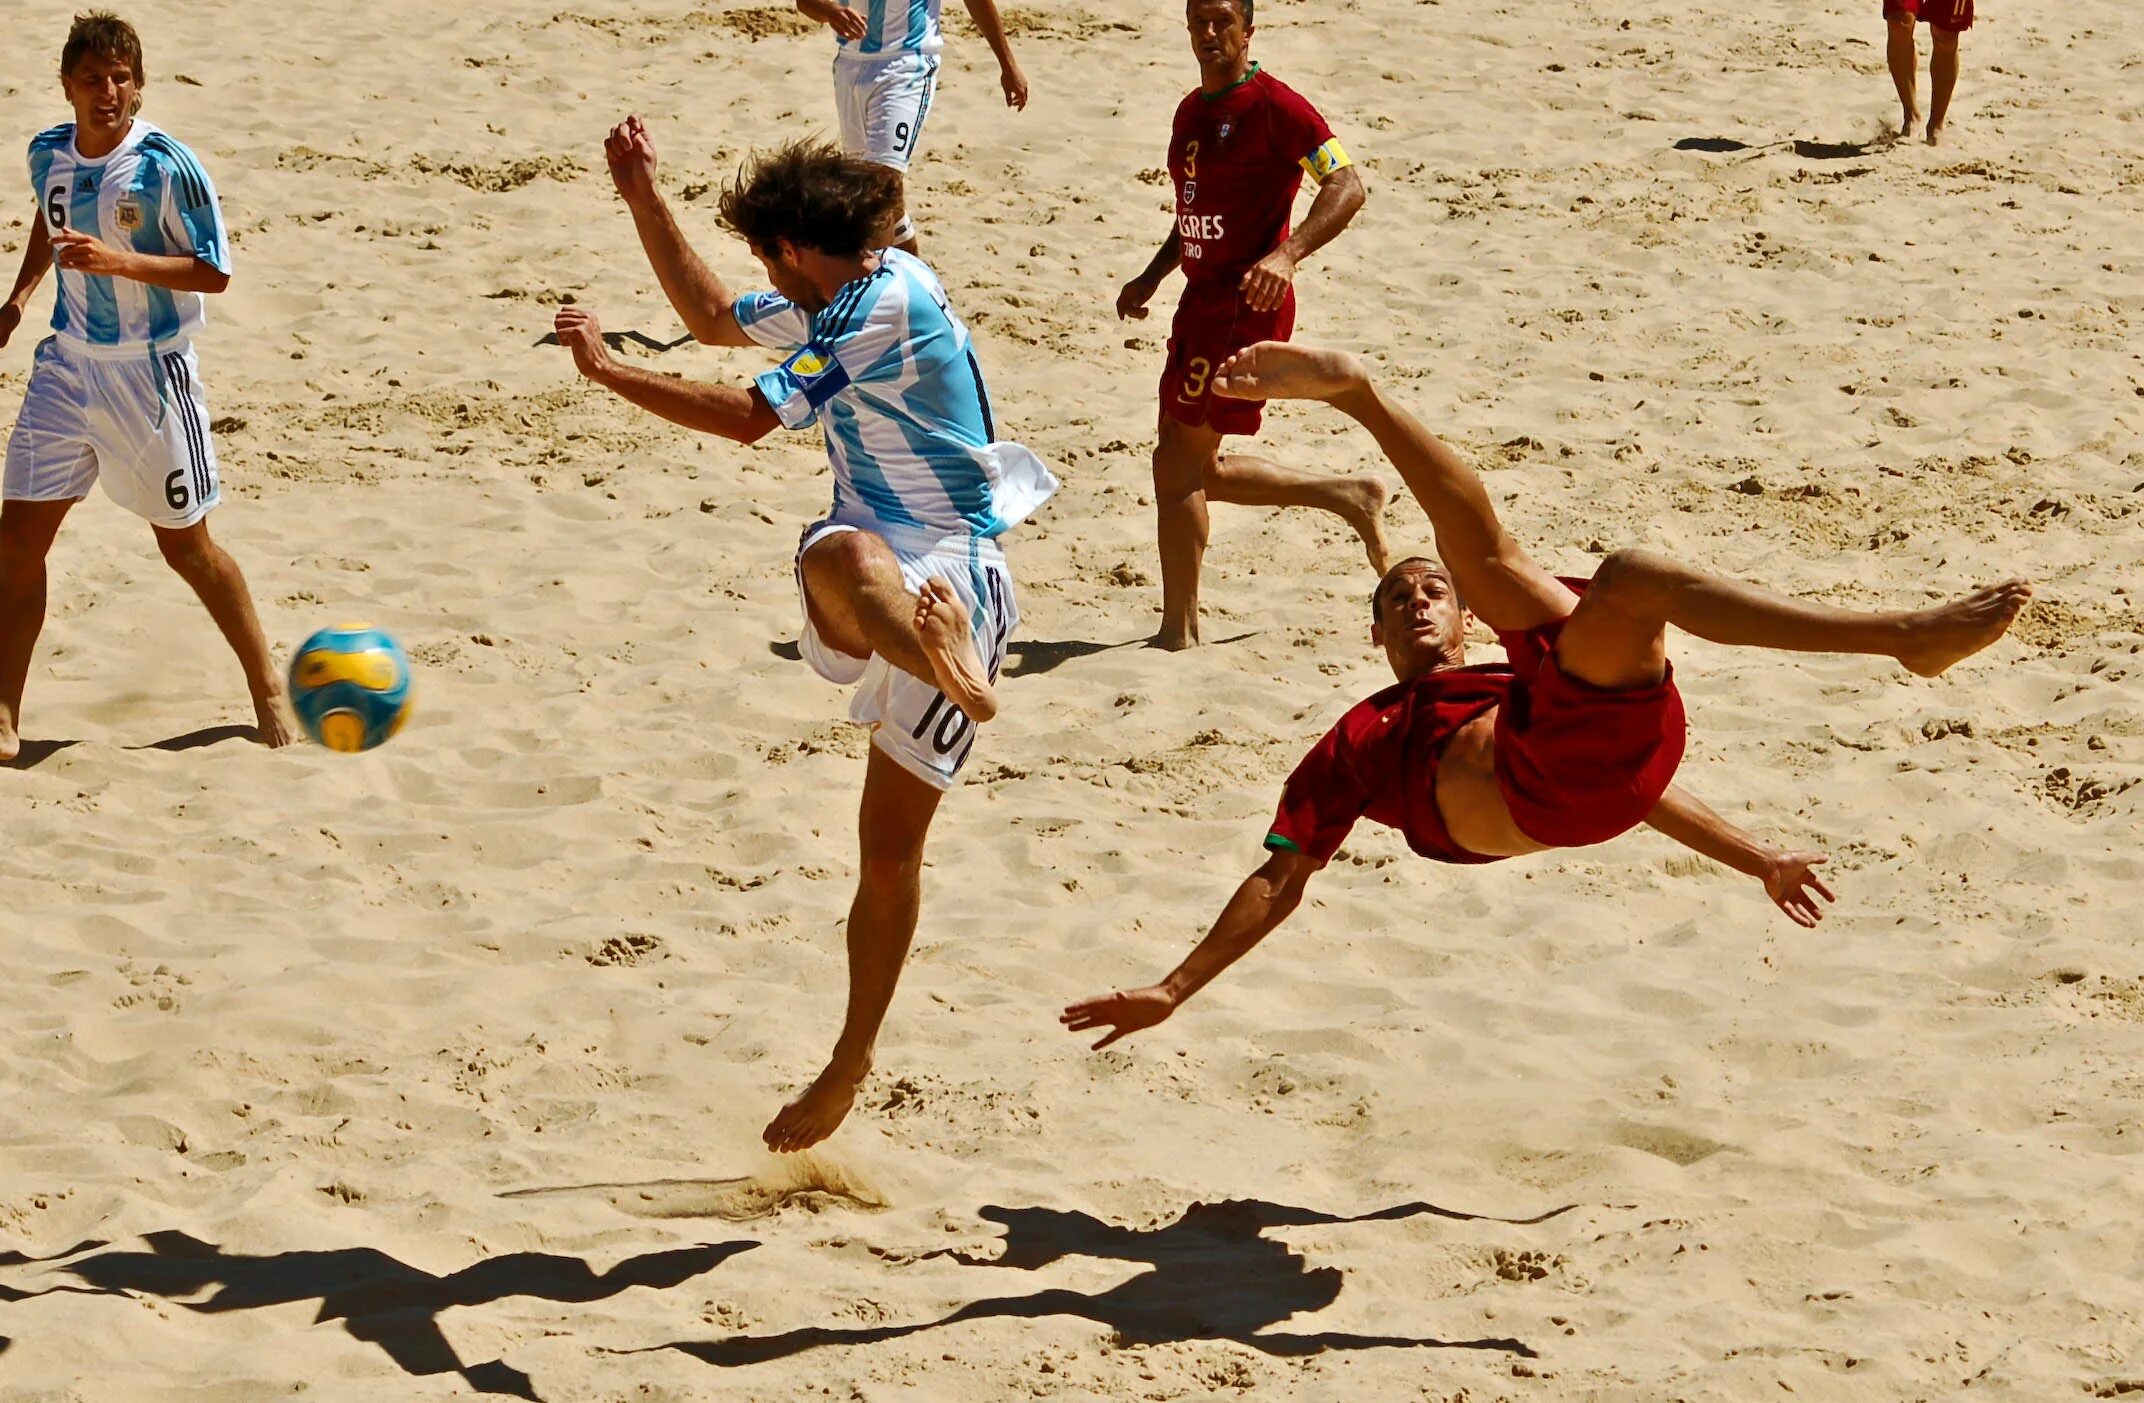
top-left (1253, 71), bottom-right (1326, 119)
top-left (29, 123), bottom-right (74, 155)
top-left (134, 126), bottom-right (214, 179)
top-left (810, 263), bottom-right (902, 344)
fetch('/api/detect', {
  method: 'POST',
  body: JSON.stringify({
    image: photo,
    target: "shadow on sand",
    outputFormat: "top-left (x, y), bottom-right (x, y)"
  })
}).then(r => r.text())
top-left (645, 1196), bottom-right (1578, 1367)
top-left (3, 1231), bottom-right (755, 1399)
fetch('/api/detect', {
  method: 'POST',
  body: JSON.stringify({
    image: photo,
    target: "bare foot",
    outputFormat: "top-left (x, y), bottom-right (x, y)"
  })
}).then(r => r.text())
top-left (1338, 476), bottom-right (1394, 576)
top-left (1210, 341), bottom-right (1369, 404)
top-left (763, 1061), bottom-right (867, 1154)
top-left (1900, 109), bottom-right (1921, 140)
top-left (1897, 580), bottom-right (2032, 677)
top-left (0, 710), bottom-right (19, 764)
top-left (253, 690), bottom-right (299, 749)
top-left (913, 578), bottom-right (998, 723)
top-left (1924, 123), bottom-right (1944, 146)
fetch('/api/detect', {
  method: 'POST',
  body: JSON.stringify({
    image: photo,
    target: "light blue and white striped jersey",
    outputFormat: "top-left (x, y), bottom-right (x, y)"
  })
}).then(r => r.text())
top-left (735, 248), bottom-right (1054, 543)
top-left (834, 0), bottom-right (944, 62)
top-left (28, 119), bottom-right (230, 350)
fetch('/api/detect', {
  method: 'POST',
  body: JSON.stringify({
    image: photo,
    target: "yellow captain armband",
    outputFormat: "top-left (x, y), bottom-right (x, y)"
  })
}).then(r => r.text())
top-left (1300, 138), bottom-right (1352, 180)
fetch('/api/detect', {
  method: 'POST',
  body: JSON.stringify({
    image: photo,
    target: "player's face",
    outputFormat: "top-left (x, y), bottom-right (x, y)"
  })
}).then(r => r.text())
top-left (751, 241), bottom-right (828, 314)
top-left (61, 51), bottom-right (140, 139)
top-left (1185, 0), bottom-right (1252, 71)
top-left (1372, 560), bottom-right (1466, 679)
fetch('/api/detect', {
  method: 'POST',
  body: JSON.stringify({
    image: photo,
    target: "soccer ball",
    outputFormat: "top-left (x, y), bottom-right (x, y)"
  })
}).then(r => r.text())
top-left (288, 624), bottom-right (413, 753)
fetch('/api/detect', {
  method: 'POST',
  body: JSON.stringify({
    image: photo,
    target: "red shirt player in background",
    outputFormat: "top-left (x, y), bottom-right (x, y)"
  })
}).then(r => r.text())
top-left (1884, 0), bottom-right (1972, 144)
top-left (1116, 0), bottom-right (1387, 651)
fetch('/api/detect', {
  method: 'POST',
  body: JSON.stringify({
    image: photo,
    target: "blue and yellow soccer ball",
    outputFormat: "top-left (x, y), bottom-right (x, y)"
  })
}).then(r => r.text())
top-left (288, 624), bottom-right (413, 753)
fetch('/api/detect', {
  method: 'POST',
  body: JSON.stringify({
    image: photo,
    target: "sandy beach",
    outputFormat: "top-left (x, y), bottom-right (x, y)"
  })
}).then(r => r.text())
top-left (2, 0), bottom-right (2140, 1397)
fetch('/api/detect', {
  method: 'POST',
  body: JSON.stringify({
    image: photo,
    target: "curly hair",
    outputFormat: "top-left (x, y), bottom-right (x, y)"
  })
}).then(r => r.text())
top-left (716, 140), bottom-right (904, 258)
top-left (62, 11), bottom-right (145, 85)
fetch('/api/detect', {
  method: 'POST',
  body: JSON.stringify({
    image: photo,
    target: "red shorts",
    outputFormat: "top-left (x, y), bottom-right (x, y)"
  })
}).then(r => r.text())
top-left (1492, 620), bottom-right (1687, 849)
top-left (1159, 282), bottom-right (1294, 438)
top-left (1884, 0), bottom-right (1972, 31)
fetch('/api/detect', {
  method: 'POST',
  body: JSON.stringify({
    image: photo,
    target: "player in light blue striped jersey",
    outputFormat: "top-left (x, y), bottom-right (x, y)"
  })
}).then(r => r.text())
top-left (795, 0), bottom-right (1028, 254)
top-left (0, 12), bottom-right (292, 759)
top-left (554, 124), bottom-right (1056, 1152)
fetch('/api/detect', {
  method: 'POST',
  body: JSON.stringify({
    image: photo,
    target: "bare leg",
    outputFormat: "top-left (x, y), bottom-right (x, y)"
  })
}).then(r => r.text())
top-left (1926, 30), bottom-right (1960, 144)
top-left (152, 520), bottom-right (296, 747)
top-left (1150, 415), bottom-right (1219, 650)
top-left (1206, 452), bottom-right (1394, 577)
top-left (1555, 548), bottom-right (2032, 691)
top-left (886, 172), bottom-right (921, 256)
top-left (1208, 343), bottom-right (1571, 634)
top-left (800, 528), bottom-right (997, 721)
top-left (1886, 15), bottom-right (1921, 137)
top-left (763, 745), bottom-right (943, 1153)
top-left (0, 498), bottom-right (75, 762)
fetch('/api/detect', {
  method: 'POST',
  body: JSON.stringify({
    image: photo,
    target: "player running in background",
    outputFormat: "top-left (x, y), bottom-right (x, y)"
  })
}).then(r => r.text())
top-left (1117, 0), bottom-right (1386, 651)
top-left (795, 0), bottom-right (1028, 254)
top-left (0, 12), bottom-right (292, 761)
top-left (1062, 343), bottom-right (2030, 1050)
top-left (555, 121), bottom-right (1057, 1151)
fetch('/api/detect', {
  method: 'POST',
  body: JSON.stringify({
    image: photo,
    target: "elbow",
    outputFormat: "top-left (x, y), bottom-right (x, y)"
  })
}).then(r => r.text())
top-left (202, 269), bottom-right (232, 295)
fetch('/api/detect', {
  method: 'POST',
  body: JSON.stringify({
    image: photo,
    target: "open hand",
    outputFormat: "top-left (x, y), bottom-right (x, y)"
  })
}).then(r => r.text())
top-left (828, 5), bottom-right (867, 37)
top-left (1761, 850), bottom-right (1835, 927)
top-left (604, 115), bottom-right (659, 204)
top-left (51, 230), bottom-right (132, 278)
top-left (553, 305), bottom-right (612, 380)
top-left (1060, 984), bottom-right (1177, 1050)
top-left (1000, 62), bottom-right (1029, 110)
top-left (1238, 246), bottom-right (1295, 313)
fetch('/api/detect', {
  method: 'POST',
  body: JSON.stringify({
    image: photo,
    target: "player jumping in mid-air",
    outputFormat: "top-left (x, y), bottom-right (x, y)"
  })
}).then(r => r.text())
top-left (555, 121), bottom-right (1056, 1151)
top-left (0, 12), bottom-right (293, 761)
top-left (1062, 343), bottom-right (2031, 1049)
top-left (795, 0), bottom-right (1028, 254)
top-left (1117, 0), bottom-right (1386, 651)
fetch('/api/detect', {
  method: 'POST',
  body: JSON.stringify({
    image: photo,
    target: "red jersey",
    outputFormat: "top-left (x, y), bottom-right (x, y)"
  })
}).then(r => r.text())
top-left (1265, 605), bottom-right (1685, 864)
top-left (1266, 665), bottom-right (1515, 867)
top-left (1168, 66), bottom-right (1348, 292)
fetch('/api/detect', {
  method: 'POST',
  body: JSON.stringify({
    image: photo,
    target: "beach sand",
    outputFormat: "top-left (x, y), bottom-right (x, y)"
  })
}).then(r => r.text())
top-left (1, 0), bottom-right (2140, 1397)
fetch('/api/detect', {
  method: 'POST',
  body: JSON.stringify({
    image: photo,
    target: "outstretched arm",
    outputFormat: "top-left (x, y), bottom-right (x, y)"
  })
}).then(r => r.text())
top-left (1644, 784), bottom-right (1834, 926)
top-left (1211, 342), bottom-right (1571, 632)
top-left (554, 307), bottom-right (779, 443)
top-left (1240, 166), bottom-right (1365, 313)
top-left (1061, 848), bottom-right (1318, 1048)
top-left (603, 116), bottom-right (756, 348)
top-left (0, 215), bottom-right (53, 350)
top-left (960, 0), bottom-right (1029, 109)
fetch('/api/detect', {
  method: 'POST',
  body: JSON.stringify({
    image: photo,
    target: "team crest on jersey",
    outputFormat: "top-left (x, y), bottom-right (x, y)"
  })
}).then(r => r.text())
top-left (1217, 121), bottom-right (1233, 145)
top-left (1182, 180), bottom-right (1196, 204)
top-left (114, 198), bottom-right (145, 232)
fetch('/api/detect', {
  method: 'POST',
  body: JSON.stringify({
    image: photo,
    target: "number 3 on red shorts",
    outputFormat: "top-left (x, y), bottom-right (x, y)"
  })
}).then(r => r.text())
top-left (1178, 356), bottom-right (1212, 403)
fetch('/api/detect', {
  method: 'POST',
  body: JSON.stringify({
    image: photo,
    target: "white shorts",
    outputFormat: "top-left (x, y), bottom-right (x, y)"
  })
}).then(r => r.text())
top-left (834, 52), bottom-right (941, 172)
top-left (794, 520), bottom-right (1018, 791)
top-left (4, 335), bottom-right (220, 529)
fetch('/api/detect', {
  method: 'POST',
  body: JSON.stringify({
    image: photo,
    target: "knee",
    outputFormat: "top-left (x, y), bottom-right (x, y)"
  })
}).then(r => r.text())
top-left (155, 527), bottom-right (216, 578)
top-left (1151, 446), bottom-right (1205, 500)
top-left (1932, 31), bottom-right (1959, 55)
top-left (1590, 548), bottom-right (1683, 609)
top-left (805, 528), bottom-right (893, 586)
top-left (857, 845), bottom-right (923, 894)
